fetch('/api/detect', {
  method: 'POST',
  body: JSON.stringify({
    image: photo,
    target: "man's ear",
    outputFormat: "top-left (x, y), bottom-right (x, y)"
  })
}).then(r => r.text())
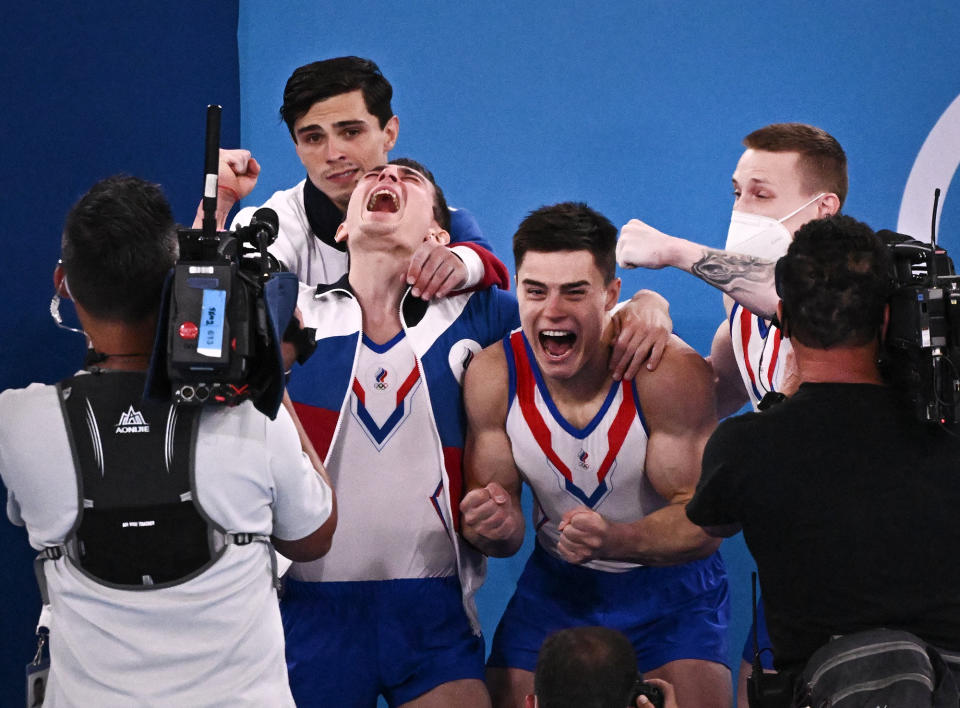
top-left (335, 223), bottom-right (349, 243)
top-left (425, 226), bottom-right (450, 246)
top-left (777, 301), bottom-right (790, 338)
top-left (53, 262), bottom-right (70, 299)
top-left (605, 277), bottom-right (622, 311)
top-left (818, 193), bottom-right (841, 218)
top-left (383, 115), bottom-right (399, 153)
top-left (881, 302), bottom-right (890, 340)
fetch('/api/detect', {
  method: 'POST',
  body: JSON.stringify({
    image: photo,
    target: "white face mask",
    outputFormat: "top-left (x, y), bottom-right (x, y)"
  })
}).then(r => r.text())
top-left (724, 193), bottom-right (825, 260)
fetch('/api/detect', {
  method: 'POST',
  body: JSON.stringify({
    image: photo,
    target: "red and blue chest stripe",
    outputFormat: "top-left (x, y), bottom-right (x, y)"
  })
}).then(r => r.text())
top-left (351, 364), bottom-right (421, 445)
top-left (505, 331), bottom-right (645, 508)
top-left (348, 332), bottom-right (422, 445)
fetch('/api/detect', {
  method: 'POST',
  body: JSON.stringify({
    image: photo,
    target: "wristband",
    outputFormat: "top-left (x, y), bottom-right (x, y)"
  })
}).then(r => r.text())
top-left (218, 185), bottom-right (240, 203)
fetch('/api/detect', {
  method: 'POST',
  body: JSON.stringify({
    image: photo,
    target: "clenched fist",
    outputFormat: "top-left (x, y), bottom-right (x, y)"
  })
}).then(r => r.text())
top-left (557, 507), bottom-right (612, 564)
top-left (218, 148), bottom-right (261, 203)
top-left (461, 482), bottom-right (520, 542)
top-left (616, 219), bottom-right (679, 270)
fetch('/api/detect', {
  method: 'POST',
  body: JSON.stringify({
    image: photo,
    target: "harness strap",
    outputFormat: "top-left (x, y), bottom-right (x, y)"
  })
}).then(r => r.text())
top-left (35, 532), bottom-right (281, 600)
top-left (223, 532), bottom-right (280, 590)
top-left (33, 555), bottom-right (53, 606)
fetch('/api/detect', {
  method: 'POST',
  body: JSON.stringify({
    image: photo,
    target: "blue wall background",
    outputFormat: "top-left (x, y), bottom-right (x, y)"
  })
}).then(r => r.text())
top-left (235, 0), bottom-right (960, 688)
top-left (1, 1), bottom-right (959, 705)
top-left (0, 3), bottom-right (241, 705)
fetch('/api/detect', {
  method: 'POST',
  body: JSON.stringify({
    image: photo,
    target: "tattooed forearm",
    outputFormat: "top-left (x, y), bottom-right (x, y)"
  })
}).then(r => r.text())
top-left (691, 249), bottom-right (774, 286)
top-left (690, 249), bottom-right (778, 316)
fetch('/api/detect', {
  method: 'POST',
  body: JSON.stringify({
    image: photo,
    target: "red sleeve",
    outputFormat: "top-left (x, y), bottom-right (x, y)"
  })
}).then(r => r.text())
top-left (451, 241), bottom-right (511, 292)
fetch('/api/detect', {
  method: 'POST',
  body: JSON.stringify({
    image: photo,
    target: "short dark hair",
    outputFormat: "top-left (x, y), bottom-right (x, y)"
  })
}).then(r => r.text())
top-left (513, 202), bottom-right (617, 283)
top-left (387, 157), bottom-right (451, 232)
top-left (534, 626), bottom-right (637, 708)
top-left (280, 56), bottom-right (393, 138)
top-left (776, 215), bottom-right (892, 348)
top-left (743, 123), bottom-right (848, 208)
top-left (61, 175), bottom-right (178, 323)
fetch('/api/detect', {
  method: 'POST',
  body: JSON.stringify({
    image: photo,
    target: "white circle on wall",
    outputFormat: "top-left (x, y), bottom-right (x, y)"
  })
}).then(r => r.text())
top-left (898, 92), bottom-right (960, 241)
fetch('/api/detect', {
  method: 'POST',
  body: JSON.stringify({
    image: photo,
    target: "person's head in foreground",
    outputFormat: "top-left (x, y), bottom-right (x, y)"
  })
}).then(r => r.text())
top-left (775, 214), bottom-right (891, 350)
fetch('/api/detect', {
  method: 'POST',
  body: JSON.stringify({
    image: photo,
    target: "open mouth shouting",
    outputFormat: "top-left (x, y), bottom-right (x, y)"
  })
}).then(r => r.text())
top-left (366, 187), bottom-right (400, 214)
top-left (539, 329), bottom-right (577, 360)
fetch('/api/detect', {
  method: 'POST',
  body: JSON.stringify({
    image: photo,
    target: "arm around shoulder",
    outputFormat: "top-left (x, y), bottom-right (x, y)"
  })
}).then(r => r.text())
top-left (448, 207), bottom-right (491, 251)
top-left (446, 206), bottom-right (510, 291)
top-left (452, 241), bottom-right (510, 291)
top-left (608, 289), bottom-right (673, 378)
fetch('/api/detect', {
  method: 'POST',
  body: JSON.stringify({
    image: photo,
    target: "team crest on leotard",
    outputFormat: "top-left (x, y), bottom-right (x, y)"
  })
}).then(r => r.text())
top-left (372, 367), bottom-right (389, 391)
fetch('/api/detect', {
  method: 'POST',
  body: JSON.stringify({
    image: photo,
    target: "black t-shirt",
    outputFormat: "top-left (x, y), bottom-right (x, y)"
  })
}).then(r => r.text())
top-left (688, 382), bottom-right (960, 671)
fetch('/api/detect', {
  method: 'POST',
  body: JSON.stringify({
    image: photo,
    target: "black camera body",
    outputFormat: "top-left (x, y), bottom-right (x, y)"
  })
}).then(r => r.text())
top-left (166, 226), bottom-right (267, 405)
top-left (880, 229), bottom-right (960, 429)
top-left (156, 206), bottom-right (293, 418)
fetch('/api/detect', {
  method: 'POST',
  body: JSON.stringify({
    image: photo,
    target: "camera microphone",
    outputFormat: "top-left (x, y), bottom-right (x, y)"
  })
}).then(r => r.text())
top-left (237, 207), bottom-right (279, 246)
top-left (201, 105), bottom-right (222, 238)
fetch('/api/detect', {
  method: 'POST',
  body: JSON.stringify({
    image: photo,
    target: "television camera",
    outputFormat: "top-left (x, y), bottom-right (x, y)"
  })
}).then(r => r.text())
top-left (148, 105), bottom-right (300, 419)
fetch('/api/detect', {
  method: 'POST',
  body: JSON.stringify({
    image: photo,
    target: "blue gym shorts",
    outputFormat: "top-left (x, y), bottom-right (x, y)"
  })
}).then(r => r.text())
top-left (487, 543), bottom-right (730, 674)
top-left (280, 575), bottom-right (485, 707)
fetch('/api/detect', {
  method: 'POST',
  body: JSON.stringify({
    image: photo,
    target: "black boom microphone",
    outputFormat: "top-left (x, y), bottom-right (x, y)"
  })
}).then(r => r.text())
top-left (201, 105), bottom-right (222, 237)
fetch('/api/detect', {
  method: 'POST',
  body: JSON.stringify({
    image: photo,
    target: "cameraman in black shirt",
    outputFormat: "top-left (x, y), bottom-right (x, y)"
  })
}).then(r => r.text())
top-left (687, 215), bottom-right (960, 701)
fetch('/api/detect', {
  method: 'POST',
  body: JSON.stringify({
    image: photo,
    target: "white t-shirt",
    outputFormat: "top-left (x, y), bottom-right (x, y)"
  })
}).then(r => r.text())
top-left (0, 380), bottom-right (333, 707)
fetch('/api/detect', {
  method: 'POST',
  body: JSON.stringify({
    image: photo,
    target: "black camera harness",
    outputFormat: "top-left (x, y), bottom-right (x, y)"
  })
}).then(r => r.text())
top-left (33, 369), bottom-right (278, 604)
